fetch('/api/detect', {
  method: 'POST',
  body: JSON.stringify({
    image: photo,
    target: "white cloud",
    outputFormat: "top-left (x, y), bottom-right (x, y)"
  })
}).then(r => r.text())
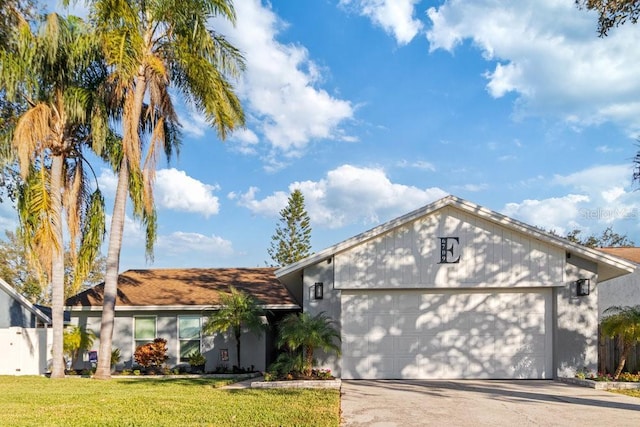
top-left (340, 0), bottom-right (424, 45)
top-left (156, 232), bottom-right (234, 257)
top-left (426, 0), bottom-right (640, 133)
top-left (503, 194), bottom-right (590, 235)
top-left (551, 164), bottom-right (634, 195)
top-left (235, 164), bottom-right (447, 228)
top-left (216, 0), bottom-right (354, 155)
top-left (97, 168), bottom-right (119, 198)
top-left (397, 159), bottom-right (436, 171)
top-left (155, 169), bottom-right (220, 218)
top-left (503, 164), bottom-right (640, 235)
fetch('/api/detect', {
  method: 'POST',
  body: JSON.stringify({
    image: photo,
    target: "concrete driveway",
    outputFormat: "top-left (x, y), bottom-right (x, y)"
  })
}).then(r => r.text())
top-left (341, 380), bottom-right (640, 426)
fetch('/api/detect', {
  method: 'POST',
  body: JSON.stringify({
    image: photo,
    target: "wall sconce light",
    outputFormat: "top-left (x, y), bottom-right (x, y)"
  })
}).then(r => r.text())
top-left (576, 278), bottom-right (590, 297)
top-left (314, 282), bottom-right (324, 300)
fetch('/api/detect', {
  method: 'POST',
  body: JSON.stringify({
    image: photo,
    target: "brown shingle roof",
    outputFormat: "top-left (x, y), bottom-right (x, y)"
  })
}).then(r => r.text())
top-left (597, 247), bottom-right (640, 264)
top-left (65, 268), bottom-right (298, 308)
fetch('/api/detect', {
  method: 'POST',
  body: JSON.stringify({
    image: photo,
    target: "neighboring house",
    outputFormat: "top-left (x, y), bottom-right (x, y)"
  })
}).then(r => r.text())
top-left (276, 195), bottom-right (636, 380)
top-left (595, 247), bottom-right (640, 316)
top-left (0, 277), bottom-right (52, 375)
top-left (594, 247), bottom-right (640, 373)
top-left (65, 268), bottom-right (299, 372)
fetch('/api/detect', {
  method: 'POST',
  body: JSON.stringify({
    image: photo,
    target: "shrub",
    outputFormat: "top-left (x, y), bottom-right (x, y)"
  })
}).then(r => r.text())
top-left (134, 338), bottom-right (169, 368)
top-left (187, 351), bottom-right (206, 367)
top-left (618, 372), bottom-right (640, 382)
top-left (111, 348), bottom-right (122, 366)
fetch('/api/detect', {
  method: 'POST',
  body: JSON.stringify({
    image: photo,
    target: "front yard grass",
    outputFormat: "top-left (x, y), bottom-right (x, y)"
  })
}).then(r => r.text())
top-left (0, 376), bottom-right (340, 426)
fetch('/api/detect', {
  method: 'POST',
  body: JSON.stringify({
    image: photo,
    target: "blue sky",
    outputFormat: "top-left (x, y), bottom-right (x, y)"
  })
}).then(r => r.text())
top-left (2, 0), bottom-right (640, 271)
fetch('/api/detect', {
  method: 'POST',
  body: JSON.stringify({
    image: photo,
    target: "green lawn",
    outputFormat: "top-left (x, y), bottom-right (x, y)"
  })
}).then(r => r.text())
top-left (611, 389), bottom-right (640, 398)
top-left (0, 376), bottom-right (340, 426)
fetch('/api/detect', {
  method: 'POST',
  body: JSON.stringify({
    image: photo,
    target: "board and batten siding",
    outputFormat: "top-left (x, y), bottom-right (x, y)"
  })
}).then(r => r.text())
top-left (334, 206), bottom-right (565, 290)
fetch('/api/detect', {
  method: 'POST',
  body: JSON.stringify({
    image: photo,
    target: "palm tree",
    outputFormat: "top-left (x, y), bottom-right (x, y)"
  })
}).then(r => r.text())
top-left (87, 0), bottom-right (245, 379)
top-left (63, 325), bottom-right (96, 368)
top-left (203, 286), bottom-right (265, 369)
top-left (277, 312), bottom-right (341, 377)
top-left (0, 13), bottom-right (107, 378)
top-left (601, 305), bottom-right (640, 380)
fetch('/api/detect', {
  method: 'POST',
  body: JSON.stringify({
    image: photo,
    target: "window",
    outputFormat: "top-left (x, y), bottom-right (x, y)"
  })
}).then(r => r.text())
top-left (178, 316), bottom-right (201, 363)
top-left (134, 316), bottom-right (156, 350)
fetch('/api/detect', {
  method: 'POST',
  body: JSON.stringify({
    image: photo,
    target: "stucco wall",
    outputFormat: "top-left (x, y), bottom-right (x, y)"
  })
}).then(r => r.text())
top-left (69, 311), bottom-right (267, 372)
top-left (555, 255), bottom-right (598, 378)
top-left (302, 259), bottom-right (342, 375)
top-left (598, 267), bottom-right (640, 317)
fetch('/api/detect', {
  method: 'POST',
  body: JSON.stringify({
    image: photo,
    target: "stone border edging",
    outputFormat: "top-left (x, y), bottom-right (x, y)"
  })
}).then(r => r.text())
top-left (251, 379), bottom-right (341, 389)
top-left (107, 372), bottom-right (261, 380)
top-left (558, 377), bottom-right (640, 390)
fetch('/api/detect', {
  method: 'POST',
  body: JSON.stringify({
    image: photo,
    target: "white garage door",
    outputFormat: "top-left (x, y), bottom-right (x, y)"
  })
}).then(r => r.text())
top-left (341, 289), bottom-right (553, 379)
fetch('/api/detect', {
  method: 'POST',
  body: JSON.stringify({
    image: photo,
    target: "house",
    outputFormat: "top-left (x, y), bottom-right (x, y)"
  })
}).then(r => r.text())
top-left (594, 247), bottom-right (640, 373)
top-left (0, 277), bottom-right (52, 375)
top-left (276, 195), bottom-right (636, 379)
top-left (65, 268), bottom-right (299, 372)
top-left (595, 247), bottom-right (640, 316)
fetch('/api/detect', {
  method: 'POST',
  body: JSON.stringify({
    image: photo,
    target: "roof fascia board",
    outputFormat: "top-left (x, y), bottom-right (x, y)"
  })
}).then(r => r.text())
top-left (65, 303), bottom-right (301, 312)
top-left (0, 277), bottom-right (52, 324)
top-left (276, 195), bottom-right (636, 277)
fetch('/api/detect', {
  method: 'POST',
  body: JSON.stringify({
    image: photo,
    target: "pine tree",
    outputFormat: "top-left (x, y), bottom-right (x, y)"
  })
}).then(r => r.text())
top-left (268, 189), bottom-right (313, 266)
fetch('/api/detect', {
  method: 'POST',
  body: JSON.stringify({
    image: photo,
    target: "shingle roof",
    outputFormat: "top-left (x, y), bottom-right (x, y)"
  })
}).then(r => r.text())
top-left (597, 247), bottom-right (640, 264)
top-left (65, 268), bottom-right (298, 309)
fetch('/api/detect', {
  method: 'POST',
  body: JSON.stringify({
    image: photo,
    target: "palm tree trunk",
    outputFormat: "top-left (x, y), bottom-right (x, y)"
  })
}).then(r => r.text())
top-left (235, 329), bottom-right (241, 369)
top-left (49, 155), bottom-right (66, 378)
top-left (304, 346), bottom-right (313, 377)
top-left (95, 67), bottom-right (147, 379)
top-left (613, 343), bottom-right (629, 380)
top-left (94, 159), bottom-right (129, 379)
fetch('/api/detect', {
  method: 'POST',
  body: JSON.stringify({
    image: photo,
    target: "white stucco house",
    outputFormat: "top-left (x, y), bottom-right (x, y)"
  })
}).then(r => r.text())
top-left (0, 277), bottom-right (51, 375)
top-left (276, 195), bottom-right (636, 379)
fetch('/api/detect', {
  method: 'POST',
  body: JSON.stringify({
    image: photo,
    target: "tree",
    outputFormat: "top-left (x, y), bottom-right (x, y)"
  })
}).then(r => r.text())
top-left (0, 13), bottom-right (107, 378)
top-left (276, 312), bottom-right (341, 377)
top-left (202, 286), bottom-right (265, 370)
top-left (0, 1), bottom-right (36, 202)
top-left (576, 0), bottom-right (640, 36)
top-left (63, 325), bottom-right (96, 368)
top-left (268, 189), bottom-right (313, 266)
top-left (601, 305), bottom-right (640, 379)
top-left (565, 227), bottom-right (634, 248)
top-left (0, 229), bottom-right (106, 304)
top-left (0, 230), bottom-right (45, 303)
top-left (87, 0), bottom-right (245, 380)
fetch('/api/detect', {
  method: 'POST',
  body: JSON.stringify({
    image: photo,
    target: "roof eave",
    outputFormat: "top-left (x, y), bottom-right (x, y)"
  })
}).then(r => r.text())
top-left (65, 303), bottom-right (301, 312)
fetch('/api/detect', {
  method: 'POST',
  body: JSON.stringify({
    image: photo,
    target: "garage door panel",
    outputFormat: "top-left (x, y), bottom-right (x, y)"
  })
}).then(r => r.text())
top-left (341, 289), bottom-right (552, 379)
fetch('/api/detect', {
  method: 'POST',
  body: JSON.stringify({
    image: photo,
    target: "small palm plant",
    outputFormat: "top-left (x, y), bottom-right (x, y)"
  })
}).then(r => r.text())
top-left (601, 305), bottom-right (640, 380)
top-left (277, 312), bottom-right (341, 377)
top-left (203, 286), bottom-right (266, 370)
top-left (63, 326), bottom-right (96, 369)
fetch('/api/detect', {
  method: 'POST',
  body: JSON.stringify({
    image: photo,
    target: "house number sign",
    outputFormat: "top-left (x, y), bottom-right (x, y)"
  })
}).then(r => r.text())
top-left (438, 237), bottom-right (460, 264)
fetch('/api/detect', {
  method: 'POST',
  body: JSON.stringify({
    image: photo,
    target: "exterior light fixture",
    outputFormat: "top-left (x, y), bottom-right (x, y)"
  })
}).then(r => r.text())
top-left (314, 282), bottom-right (324, 300)
top-left (576, 278), bottom-right (590, 297)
